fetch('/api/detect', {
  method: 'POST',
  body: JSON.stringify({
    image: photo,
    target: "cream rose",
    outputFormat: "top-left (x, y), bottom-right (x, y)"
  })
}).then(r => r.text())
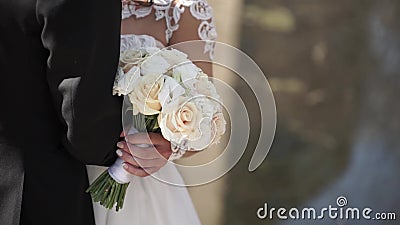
top-left (128, 74), bottom-right (164, 115)
top-left (159, 95), bottom-right (223, 150)
top-left (158, 97), bottom-right (211, 150)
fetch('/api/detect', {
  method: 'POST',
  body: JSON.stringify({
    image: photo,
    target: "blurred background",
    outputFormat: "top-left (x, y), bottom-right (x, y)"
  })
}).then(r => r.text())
top-left (183, 0), bottom-right (400, 224)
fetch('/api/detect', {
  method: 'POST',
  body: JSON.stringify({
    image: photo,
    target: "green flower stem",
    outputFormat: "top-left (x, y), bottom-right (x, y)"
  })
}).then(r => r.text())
top-left (86, 170), bottom-right (130, 211)
top-left (112, 183), bottom-right (120, 209)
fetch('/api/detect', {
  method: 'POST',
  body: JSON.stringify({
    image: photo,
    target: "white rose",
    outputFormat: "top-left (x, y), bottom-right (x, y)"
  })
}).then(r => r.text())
top-left (160, 49), bottom-right (189, 66)
top-left (193, 73), bottom-right (220, 99)
top-left (173, 62), bottom-right (201, 83)
top-left (158, 75), bottom-right (186, 108)
top-left (193, 97), bottom-right (217, 118)
top-left (120, 49), bottom-right (144, 65)
top-left (113, 66), bottom-right (141, 96)
top-left (188, 117), bottom-right (215, 150)
top-left (128, 74), bottom-right (164, 115)
top-left (145, 47), bottom-right (162, 55)
top-left (141, 55), bottom-right (171, 76)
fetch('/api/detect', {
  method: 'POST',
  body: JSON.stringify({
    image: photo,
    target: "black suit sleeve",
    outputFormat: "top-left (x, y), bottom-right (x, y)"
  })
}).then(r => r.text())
top-left (37, 0), bottom-right (122, 165)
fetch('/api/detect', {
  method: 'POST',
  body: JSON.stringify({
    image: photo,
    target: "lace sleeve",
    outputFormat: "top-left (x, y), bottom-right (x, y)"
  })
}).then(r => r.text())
top-left (169, 0), bottom-right (217, 58)
top-left (122, 0), bottom-right (217, 58)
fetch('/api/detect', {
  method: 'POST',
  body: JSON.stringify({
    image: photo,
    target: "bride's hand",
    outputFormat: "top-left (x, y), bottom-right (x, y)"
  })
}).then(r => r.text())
top-left (116, 132), bottom-right (172, 177)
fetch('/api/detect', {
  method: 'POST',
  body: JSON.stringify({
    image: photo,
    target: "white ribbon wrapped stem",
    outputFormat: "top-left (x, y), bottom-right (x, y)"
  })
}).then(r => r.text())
top-left (108, 158), bottom-right (132, 184)
top-left (107, 127), bottom-right (141, 184)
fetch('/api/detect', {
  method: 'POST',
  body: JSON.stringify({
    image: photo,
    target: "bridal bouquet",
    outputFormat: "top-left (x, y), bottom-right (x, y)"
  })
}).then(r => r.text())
top-left (86, 47), bottom-right (226, 211)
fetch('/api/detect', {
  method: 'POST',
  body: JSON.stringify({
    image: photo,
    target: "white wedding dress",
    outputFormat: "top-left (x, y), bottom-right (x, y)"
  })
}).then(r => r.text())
top-left (86, 1), bottom-right (216, 225)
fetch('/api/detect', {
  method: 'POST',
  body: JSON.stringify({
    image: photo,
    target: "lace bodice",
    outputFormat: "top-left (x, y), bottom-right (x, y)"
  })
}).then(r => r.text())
top-left (121, 0), bottom-right (217, 58)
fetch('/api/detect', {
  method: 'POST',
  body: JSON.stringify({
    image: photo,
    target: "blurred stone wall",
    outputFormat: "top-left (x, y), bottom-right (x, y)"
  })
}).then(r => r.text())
top-left (224, 0), bottom-right (400, 225)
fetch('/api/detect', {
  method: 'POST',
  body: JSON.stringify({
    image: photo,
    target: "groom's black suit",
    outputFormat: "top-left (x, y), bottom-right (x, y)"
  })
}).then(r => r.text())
top-left (0, 0), bottom-right (122, 224)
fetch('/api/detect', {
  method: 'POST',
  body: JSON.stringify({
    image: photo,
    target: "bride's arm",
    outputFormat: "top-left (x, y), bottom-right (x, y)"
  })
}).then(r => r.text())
top-left (168, 2), bottom-right (216, 77)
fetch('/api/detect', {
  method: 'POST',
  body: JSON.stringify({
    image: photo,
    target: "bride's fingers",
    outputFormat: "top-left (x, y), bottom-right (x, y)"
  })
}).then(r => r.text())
top-left (134, 156), bottom-right (167, 168)
top-left (125, 132), bottom-right (168, 146)
top-left (117, 148), bottom-right (166, 168)
top-left (122, 163), bottom-right (151, 177)
top-left (117, 141), bottom-right (130, 153)
top-left (125, 133), bottom-right (152, 145)
top-left (128, 144), bottom-right (161, 160)
top-left (116, 149), bottom-right (140, 167)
